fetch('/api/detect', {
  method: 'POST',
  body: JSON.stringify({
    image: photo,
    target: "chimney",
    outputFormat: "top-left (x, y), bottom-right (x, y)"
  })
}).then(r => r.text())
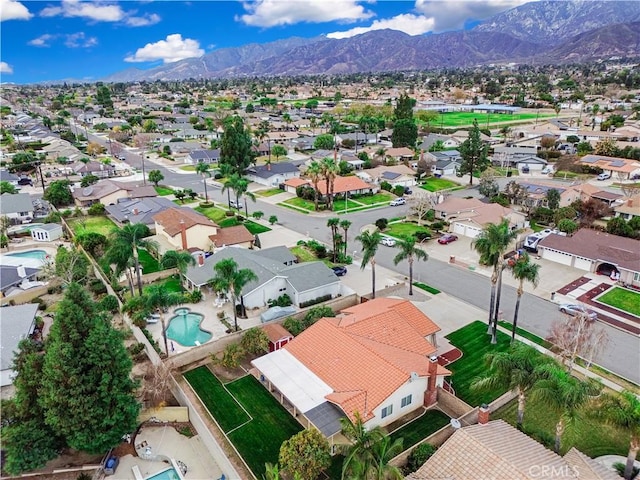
top-left (424, 355), bottom-right (439, 407)
top-left (628, 199), bottom-right (634, 207)
top-left (180, 219), bottom-right (188, 250)
top-left (478, 404), bottom-right (490, 425)
top-left (198, 253), bottom-right (204, 267)
top-left (132, 208), bottom-right (139, 216)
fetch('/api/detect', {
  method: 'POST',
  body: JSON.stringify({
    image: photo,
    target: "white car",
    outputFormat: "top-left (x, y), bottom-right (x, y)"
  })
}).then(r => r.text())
top-left (597, 172), bottom-right (611, 181)
top-left (380, 237), bottom-right (396, 247)
top-left (389, 198), bottom-right (406, 206)
top-left (230, 200), bottom-right (244, 209)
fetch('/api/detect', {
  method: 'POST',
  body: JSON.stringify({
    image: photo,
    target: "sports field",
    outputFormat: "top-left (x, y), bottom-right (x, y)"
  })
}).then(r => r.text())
top-left (424, 111), bottom-right (553, 128)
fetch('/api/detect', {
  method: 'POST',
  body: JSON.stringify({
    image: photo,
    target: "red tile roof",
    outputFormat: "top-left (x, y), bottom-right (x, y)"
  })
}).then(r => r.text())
top-left (316, 176), bottom-right (374, 195)
top-left (262, 323), bottom-right (293, 343)
top-left (208, 225), bottom-right (254, 247)
top-left (153, 207), bottom-right (218, 236)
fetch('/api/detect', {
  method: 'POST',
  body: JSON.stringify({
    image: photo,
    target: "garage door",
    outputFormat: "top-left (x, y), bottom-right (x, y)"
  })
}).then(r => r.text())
top-left (542, 249), bottom-right (572, 266)
top-left (465, 226), bottom-right (481, 238)
top-left (452, 222), bottom-right (466, 236)
top-left (574, 257), bottom-right (592, 271)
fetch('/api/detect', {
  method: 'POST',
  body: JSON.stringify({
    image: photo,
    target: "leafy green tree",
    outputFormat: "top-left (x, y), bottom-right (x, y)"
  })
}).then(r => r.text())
top-left (240, 327), bottom-right (269, 355)
top-left (320, 156), bottom-right (339, 211)
top-left (406, 443), bottom-right (437, 473)
top-left (478, 175), bottom-right (499, 198)
top-left (174, 189), bottom-right (186, 203)
top-left (279, 428), bottom-right (331, 480)
top-left (595, 390), bottom-right (640, 480)
top-left (142, 119), bottom-right (157, 133)
top-left (9, 151), bottom-right (38, 173)
top-left (160, 250), bottom-right (196, 275)
top-left (531, 364), bottom-right (602, 453)
top-left (557, 219), bottom-right (578, 234)
top-left (459, 119), bottom-right (490, 186)
top-left (43, 180), bottom-right (73, 207)
top-left (509, 253), bottom-right (540, 343)
top-left (148, 169), bottom-right (164, 187)
top-left (340, 412), bottom-right (385, 479)
top-left (209, 258), bottom-right (258, 332)
top-left (106, 223), bottom-right (156, 296)
top-left (269, 215), bottom-right (278, 225)
top-left (314, 134), bottom-right (335, 150)
top-left (40, 283), bottom-right (140, 454)
top-left (253, 211), bottom-right (264, 220)
top-left (355, 230), bottom-right (382, 299)
top-left (220, 116), bottom-right (255, 175)
top-left (80, 174), bottom-right (100, 188)
top-left (145, 283), bottom-right (185, 355)
top-left (195, 162), bottom-right (211, 203)
top-left (216, 342), bottom-right (244, 369)
top-left (546, 188), bottom-right (561, 210)
top-left (76, 232), bottom-right (107, 257)
top-left (391, 118), bottom-right (417, 148)
top-left (53, 245), bottom-right (89, 284)
top-left (394, 92), bottom-right (415, 120)
top-left (271, 144), bottom-right (287, 161)
top-left (607, 217), bottom-right (634, 238)
top-left (87, 202), bottom-right (105, 215)
top-left (393, 237), bottom-right (428, 295)
top-left (0, 180), bottom-right (18, 194)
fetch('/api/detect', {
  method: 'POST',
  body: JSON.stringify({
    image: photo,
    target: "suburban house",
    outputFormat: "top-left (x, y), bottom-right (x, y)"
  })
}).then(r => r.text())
top-left (538, 229), bottom-right (640, 287)
top-left (580, 155), bottom-right (640, 180)
top-left (614, 195), bottom-right (640, 220)
top-left (0, 193), bottom-right (34, 223)
top-left (1, 303), bottom-right (38, 387)
top-left (208, 225), bottom-right (255, 250)
top-left (434, 197), bottom-right (526, 238)
top-left (511, 155), bottom-right (548, 173)
top-left (316, 176), bottom-right (377, 198)
top-left (517, 182), bottom-right (582, 208)
top-left (0, 265), bottom-right (40, 298)
top-left (72, 161), bottom-right (117, 179)
top-left (0, 169), bottom-right (20, 186)
top-left (419, 133), bottom-right (460, 151)
top-left (251, 298), bottom-right (449, 446)
top-left (30, 224), bottom-right (63, 242)
top-left (184, 149), bottom-right (220, 165)
top-left (384, 147), bottom-right (415, 163)
top-left (244, 162), bottom-right (301, 187)
top-left (357, 165), bottom-right (417, 189)
top-left (426, 150), bottom-right (462, 176)
top-left (105, 197), bottom-right (176, 229)
top-left (283, 177), bottom-right (310, 194)
top-left (262, 323), bottom-right (294, 352)
top-left (183, 246), bottom-right (342, 309)
top-left (407, 417), bottom-right (617, 480)
top-left (72, 180), bottom-right (157, 207)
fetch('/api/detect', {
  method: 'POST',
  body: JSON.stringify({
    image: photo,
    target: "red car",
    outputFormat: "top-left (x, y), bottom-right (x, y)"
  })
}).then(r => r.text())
top-left (438, 234), bottom-right (458, 245)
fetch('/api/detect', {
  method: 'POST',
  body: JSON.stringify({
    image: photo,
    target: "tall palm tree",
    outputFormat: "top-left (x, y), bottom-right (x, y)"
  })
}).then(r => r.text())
top-left (232, 177), bottom-right (256, 217)
top-left (393, 237), bottom-right (428, 296)
top-left (471, 219), bottom-right (517, 343)
top-left (209, 258), bottom-right (258, 332)
top-left (368, 435), bottom-right (404, 480)
top-left (160, 250), bottom-right (196, 276)
top-left (340, 412), bottom-right (385, 480)
top-left (472, 344), bottom-right (550, 429)
top-left (145, 283), bottom-right (184, 355)
top-left (108, 223), bottom-right (158, 296)
top-left (340, 219), bottom-right (352, 258)
top-left (595, 390), bottom-right (640, 480)
top-left (195, 162), bottom-right (211, 203)
top-left (306, 160), bottom-right (323, 211)
top-left (222, 172), bottom-right (242, 209)
top-left (321, 157), bottom-right (339, 211)
top-left (327, 217), bottom-right (340, 263)
top-left (509, 253), bottom-right (540, 343)
top-left (531, 364), bottom-right (602, 453)
top-left (355, 230), bottom-right (382, 299)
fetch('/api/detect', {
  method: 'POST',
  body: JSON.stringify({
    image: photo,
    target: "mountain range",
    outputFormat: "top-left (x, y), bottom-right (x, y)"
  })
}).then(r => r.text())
top-left (103, 1), bottom-right (640, 83)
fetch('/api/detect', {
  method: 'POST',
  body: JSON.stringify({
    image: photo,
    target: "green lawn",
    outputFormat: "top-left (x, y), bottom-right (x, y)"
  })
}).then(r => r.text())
top-left (179, 165), bottom-right (196, 172)
top-left (428, 111), bottom-right (554, 128)
top-left (420, 177), bottom-right (461, 192)
top-left (281, 197), bottom-right (316, 211)
top-left (332, 199), bottom-right (361, 211)
top-left (291, 245), bottom-right (317, 263)
top-left (497, 320), bottom-right (553, 349)
top-left (138, 248), bottom-right (160, 274)
top-left (217, 216), bottom-right (271, 235)
top-left (413, 282), bottom-right (441, 295)
top-left (351, 193), bottom-right (393, 205)
top-left (185, 367), bottom-right (303, 477)
top-left (388, 409), bottom-right (450, 450)
top-left (154, 185), bottom-right (174, 196)
top-left (385, 222), bottom-right (431, 240)
top-left (194, 205), bottom-right (229, 223)
top-left (173, 197), bottom-right (199, 205)
top-left (162, 276), bottom-right (184, 293)
top-left (597, 287), bottom-right (640, 316)
top-left (255, 188), bottom-right (284, 197)
top-left (445, 321), bottom-right (511, 406)
top-left (68, 215), bottom-right (117, 236)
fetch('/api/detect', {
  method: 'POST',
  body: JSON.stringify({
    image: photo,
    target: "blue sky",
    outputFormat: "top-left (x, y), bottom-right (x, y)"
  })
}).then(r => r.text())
top-left (1, 0), bottom-right (531, 84)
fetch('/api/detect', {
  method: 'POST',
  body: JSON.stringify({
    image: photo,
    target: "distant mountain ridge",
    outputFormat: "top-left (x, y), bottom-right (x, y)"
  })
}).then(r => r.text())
top-left (101, 1), bottom-right (640, 83)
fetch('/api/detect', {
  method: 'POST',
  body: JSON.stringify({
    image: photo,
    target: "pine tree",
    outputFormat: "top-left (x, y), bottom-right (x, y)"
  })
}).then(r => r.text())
top-left (220, 115), bottom-right (255, 175)
top-left (459, 119), bottom-right (491, 186)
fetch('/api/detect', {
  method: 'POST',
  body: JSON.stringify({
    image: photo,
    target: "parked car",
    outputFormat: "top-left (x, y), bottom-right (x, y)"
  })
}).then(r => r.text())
top-left (230, 200), bottom-right (244, 209)
top-left (597, 172), bottom-right (611, 181)
top-left (438, 233), bottom-right (458, 245)
top-left (380, 236), bottom-right (396, 247)
top-left (389, 198), bottom-right (406, 206)
top-left (541, 167), bottom-right (553, 175)
top-left (404, 187), bottom-right (413, 195)
top-left (558, 303), bottom-right (597, 321)
top-left (17, 177), bottom-right (33, 186)
top-left (521, 165), bottom-right (530, 173)
top-left (331, 265), bottom-right (347, 276)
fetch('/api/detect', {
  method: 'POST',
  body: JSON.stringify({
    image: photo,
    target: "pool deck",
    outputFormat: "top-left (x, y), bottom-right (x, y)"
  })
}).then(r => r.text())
top-left (0, 243), bottom-right (59, 268)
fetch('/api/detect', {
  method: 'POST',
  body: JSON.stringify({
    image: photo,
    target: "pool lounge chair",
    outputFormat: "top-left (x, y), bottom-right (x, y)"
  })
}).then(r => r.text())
top-left (132, 465), bottom-right (144, 480)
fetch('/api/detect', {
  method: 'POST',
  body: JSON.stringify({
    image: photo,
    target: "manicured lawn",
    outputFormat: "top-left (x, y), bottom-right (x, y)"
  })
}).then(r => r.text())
top-left (497, 320), bottom-right (552, 349)
top-left (179, 165), bottom-right (196, 172)
top-left (217, 216), bottom-right (271, 234)
top-left (429, 111), bottom-right (553, 128)
top-left (69, 215), bottom-right (117, 236)
top-left (389, 409), bottom-right (450, 450)
top-left (162, 276), bottom-right (184, 293)
top-left (413, 282), bottom-right (441, 295)
top-left (137, 248), bottom-right (160, 274)
top-left (553, 171), bottom-right (580, 179)
top-left (597, 287), bottom-right (640, 316)
top-left (291, 245), bottom-right (317, 263)
top-left (445, 321), bottom-right (511, 406)
top-left (351, 193), bottom-right (393, 205)
top-left (154, 185), bottom-right (174, 196)
top-left (255, 188), bottom-right (284, 197)
top-left (194, 205), bottom-right (229, 223)
top-left (173, 197), bottom-right (199, 205)
top-left (332, 199), bottom-right (361, 211)
top-left (385, 222), bottom-right (431, 240)
top-left (494, 393), bottom-right (629, 457)
top-left (281, 197), bottom-right (316, 211)
top-left (420, 177), bottom-right (461, 192)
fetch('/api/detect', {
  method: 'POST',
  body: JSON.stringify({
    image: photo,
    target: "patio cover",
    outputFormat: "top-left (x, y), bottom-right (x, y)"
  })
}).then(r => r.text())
top-left (305, 401), bottom-right (344, 437)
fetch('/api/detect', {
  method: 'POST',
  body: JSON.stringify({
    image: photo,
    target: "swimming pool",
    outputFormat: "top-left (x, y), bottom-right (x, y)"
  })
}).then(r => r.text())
top-left (145, 467), bottom-right (181, 480)
top-left (6, 250), bottom-right (49, 261)
top-left (166, 307), bottom-right (212, 347)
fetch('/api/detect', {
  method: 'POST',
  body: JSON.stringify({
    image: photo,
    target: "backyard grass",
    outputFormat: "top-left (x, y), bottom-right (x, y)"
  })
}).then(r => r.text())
top-left (162, 276), bottom-right (184, 293)
top-left (420, 177), bottom-right (461, 192)
top-left (385, 222), bottom-right (431, 240)
top-left (445, 321), bottom-right (511, 406)
top-left (255, 188), bottom-right (284, 197)
top-left (596, 287), bottom-right (640, 316)
top-left (137, 248), bottom-right (160, 274)
top-left (388, 409), bottom-right (450, 450)
top-left (68, 215), bottom-right (117, 236)
top-left (351, 193), bottom-right (393, 205)
top-left (290, 245), bottom-right (317, 263)
top-left (154, 185), bottom-right (174, 196)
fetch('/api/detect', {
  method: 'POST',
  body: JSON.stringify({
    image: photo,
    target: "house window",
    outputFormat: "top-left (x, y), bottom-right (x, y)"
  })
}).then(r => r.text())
top-left (401, 395), bottom-right (412, 408)
top-left (381, 404), bottom-right (393, 418)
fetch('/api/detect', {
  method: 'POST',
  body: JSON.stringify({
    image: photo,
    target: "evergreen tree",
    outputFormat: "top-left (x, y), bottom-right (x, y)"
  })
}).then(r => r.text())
top-left (220, 115), bottom-right (255, 175)
top-left (40, 283), bottom-right (140, 454)
top-left (394, 92), bottom-right (415, 120)
top-left (459, 119), bottom-right (490, 186)
top-left (391, 118), bottom-right (417, 148)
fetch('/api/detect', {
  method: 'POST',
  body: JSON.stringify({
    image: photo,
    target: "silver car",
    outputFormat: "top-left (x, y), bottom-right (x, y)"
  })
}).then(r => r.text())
top-left (558, 303), bottom-right (597, 321)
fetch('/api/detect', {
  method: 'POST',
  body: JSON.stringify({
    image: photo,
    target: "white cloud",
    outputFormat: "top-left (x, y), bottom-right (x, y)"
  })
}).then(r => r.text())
top-left (327, 13), bottom-right (436, 39)
top-left (0, 61), bottom-right (14, 74)
top-left (125, 12), bottom-right (161, 27)
top-left (28, 33), bottom-right (57, 47)
top-left (124, 34), bottom-right (204, 64)
top-left (414, 0), bottom-right (530, 32)
top-left (238, 0), bottom-right (374, 27)
top-left (1, 0), bottom-right (33, 21)
top-left (64, 32), bottom-right (98, 48)
top-left (40, 0), bottom-right (124, 21)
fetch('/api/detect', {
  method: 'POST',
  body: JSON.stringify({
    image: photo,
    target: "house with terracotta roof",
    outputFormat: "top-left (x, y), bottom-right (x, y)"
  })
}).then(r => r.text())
top-left (316, 176), bottom-right (377, 197)
top-left (407, 417), bottom-right (617, 480)
top-left (434, 197), bottom-right (526, 238)
top-left (580, 155), bottom-right (640, 180)
top-left (614, 195), bottom-right (640, 221)
top-left (251, 298), bottom-right (449, 444)
top-left (538, 229), bottom-right (640, 287)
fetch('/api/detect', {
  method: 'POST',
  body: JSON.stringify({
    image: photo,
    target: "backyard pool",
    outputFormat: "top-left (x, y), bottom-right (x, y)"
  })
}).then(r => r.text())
top-left (6, 250), bottom-right (49, 261)
top-left (145, 467), bottom-right (181, 480)
top-left (166, 307), bottom-right (212, 347)
top-left (1, 249), bottom-right (53, 268)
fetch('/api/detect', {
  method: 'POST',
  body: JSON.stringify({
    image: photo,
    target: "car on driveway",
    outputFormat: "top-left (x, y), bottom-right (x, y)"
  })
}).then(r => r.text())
top-left (597, 172), bottom-right (611, 181)
top-left (558, 303), bottom-right (597, 321)
top-left (331, 265), bottom-right (347, 276)
top-left (389, 198), bottom-right (406, 206)
top-left (230, 200), bottom-right (244, 209)
top-left (438, 233), bottom-right (458, 245)
top-left (380, 236), bottom-right (396, 247)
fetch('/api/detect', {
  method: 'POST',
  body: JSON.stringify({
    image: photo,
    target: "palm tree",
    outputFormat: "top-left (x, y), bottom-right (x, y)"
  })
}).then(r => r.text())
top-left (145, 283), bottom-right (184, 355)
top-left (509, 253), bottom-right (540, 343)
top-left (195, 162), bottom-right (211, 203)
top-left (321, 157), bottom-right (339, 211)
top-left (595, 390), bottom-right (640, 480)
top-left (327, 217), bottom-right (340, 263)
top-left (307, 160), bottom-right (323, 211)
top-left (340, 219), bottom-right (352, 257)
top-left (368, 435), bottom-right (404, 480)
top-left (472, 344), bottom-right (549, 429)
top-left (355, 230), bottom-right (382, 299)
top-left (160, 250), bottom-right (196, 276)
top-left (108, 223), bottom-right (158, 296)
top-left (471, 219), bottom-right (517, 343)
top-left (209, 258), bottom-right (258, 332)
top-left (340, 413), bottom-right (385, 480)
top-left (531, 364), bottom-right (602, 453)
top-left (393, 237), bottom-right (428, 296)
top-left (222, 172), bottom-right (241, 209)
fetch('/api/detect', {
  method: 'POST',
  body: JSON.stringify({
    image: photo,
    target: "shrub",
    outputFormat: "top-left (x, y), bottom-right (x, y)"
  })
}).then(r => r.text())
top-left (87, 203), bottom-right (105, 215)
top-left (375, 218), bottom-right (388, 231)
top-left (283, 317), bottom-right (304, 336)
top-left (299, 294), bottom-right (332, 309)
top-left (307, 240), bottom-right (327, 258)
top-left (414, 230), bottom-right (431, 242)
top-left (33, 297), bottom-right (47, 311)
top-left (89, 279), bottom-right (107, 295)
top-left (60, 209), bottom-right (73, 218)
top-left (393, 185), bottom-right (405, 197)
top-left (407, 443), bottom-right (437, 473)
top-left (302, 305), bottom-right (334, 328)
top-left (215, 342), bottom-right (244, 369)
top-left (613, 462), bottom-right (639, 479)
top-left (141, 328), bottom-right (162, 354)
top-left (199, 202), bottom-right (214, 208)
top-left (431, 221), bottom-right (446, 232)
top-left (268, 294), bottom-right (292, 308)
top-left (99, 295), bottom-right (119, 313)
top-left (240, 327), bottom-right (269, 355)
top-left (127, 342), bottom-right (145, 359)
top-left (491, 194), bottom-right (510, 207)
top-left (380, 180), bottom-right (392, 191)
top-left (188, 289), bottom-right (203, 303)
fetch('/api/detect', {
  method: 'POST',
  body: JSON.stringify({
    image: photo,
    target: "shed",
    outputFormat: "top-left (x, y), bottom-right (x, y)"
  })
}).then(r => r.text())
top-left (262, 323), bottom-right (294, 352)
top-left (31, 223), bottom-right (64, 242)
